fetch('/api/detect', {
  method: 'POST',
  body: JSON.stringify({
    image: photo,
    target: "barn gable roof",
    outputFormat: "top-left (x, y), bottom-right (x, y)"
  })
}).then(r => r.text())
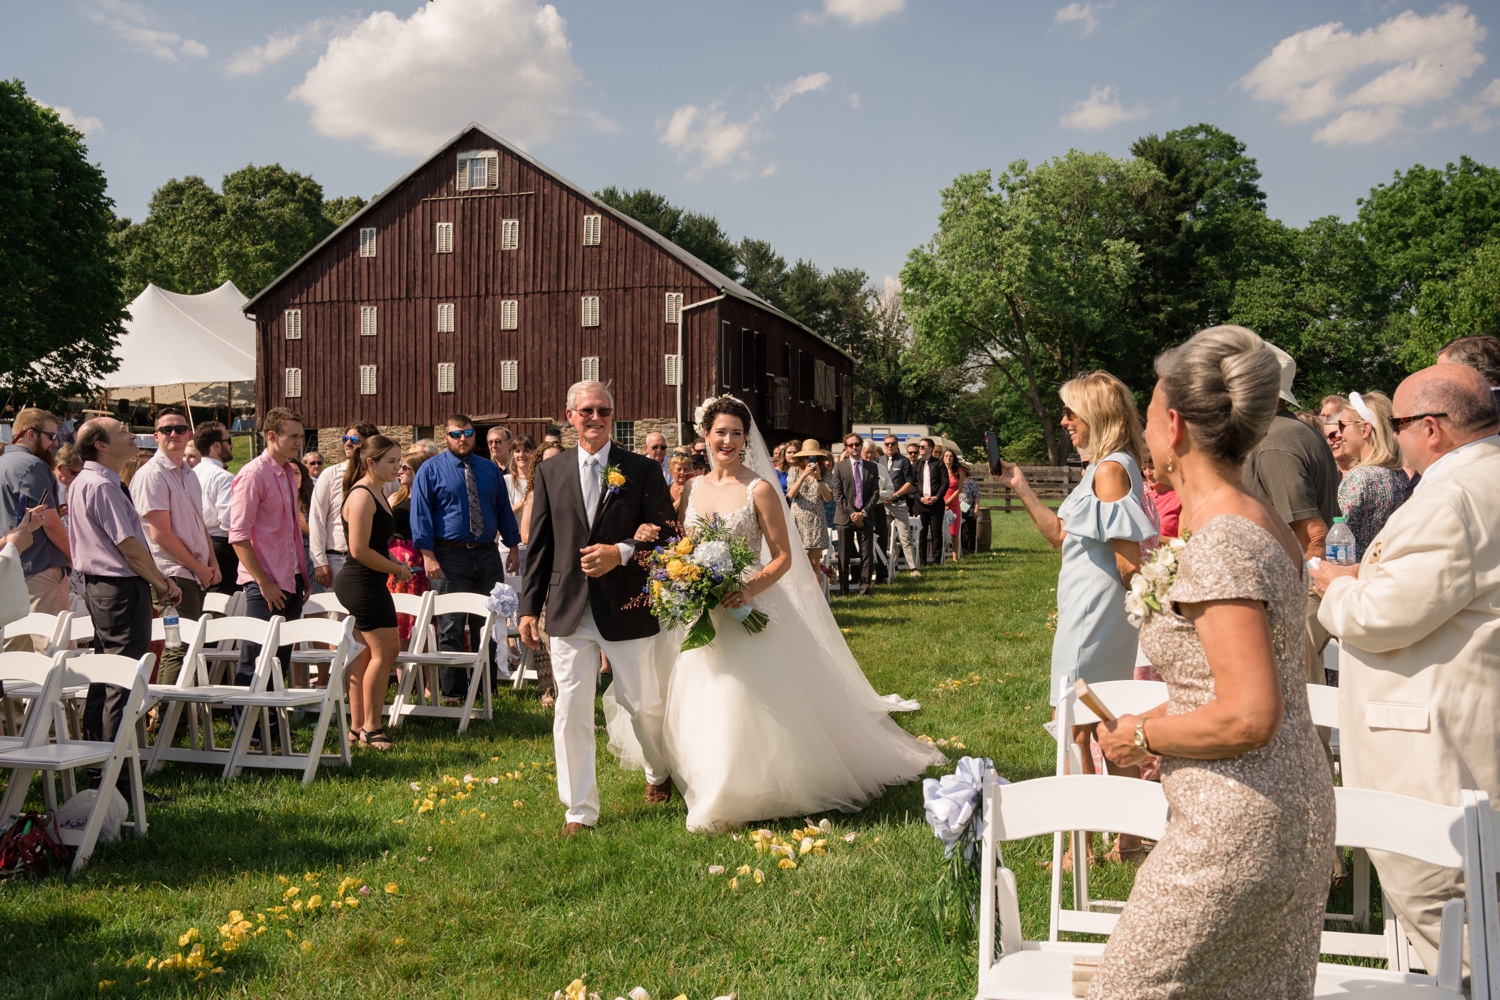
top-left (242, 123), bottom-right (850, 362)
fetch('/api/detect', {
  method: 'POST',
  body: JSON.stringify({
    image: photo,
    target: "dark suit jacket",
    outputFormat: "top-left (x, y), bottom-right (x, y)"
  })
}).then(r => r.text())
top-left (882, 454), bottom-right (915, 503)
top-left (519, 443), bottom-right (673, 642)
top-left (913, 456), bottom-right (950, 506)
top-left (832, 458), bottom-right (882, 527)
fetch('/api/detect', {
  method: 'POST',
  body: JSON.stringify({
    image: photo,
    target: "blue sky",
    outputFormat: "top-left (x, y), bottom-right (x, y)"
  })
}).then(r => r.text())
top-left (7, 0), bottom-right (1499, 289)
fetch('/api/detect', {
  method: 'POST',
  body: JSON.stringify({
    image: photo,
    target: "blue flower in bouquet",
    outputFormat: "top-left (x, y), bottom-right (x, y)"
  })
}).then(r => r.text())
top-left (689, 539), bottom-right (734, 579)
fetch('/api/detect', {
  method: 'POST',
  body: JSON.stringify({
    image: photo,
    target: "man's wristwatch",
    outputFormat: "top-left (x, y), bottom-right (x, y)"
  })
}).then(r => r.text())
top-left (1133, 719), bottom-right (1153, 756)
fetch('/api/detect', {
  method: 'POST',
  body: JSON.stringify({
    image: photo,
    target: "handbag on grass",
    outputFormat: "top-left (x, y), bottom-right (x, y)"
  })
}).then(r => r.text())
top-left (0, 811), bottom-right (71, 876)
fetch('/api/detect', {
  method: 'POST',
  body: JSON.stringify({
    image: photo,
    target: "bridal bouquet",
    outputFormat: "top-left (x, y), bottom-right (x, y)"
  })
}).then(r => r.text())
top-left (1125, 534), bottom-right (1189, 627)
top-left (643, 513), bottom-right (769, 651)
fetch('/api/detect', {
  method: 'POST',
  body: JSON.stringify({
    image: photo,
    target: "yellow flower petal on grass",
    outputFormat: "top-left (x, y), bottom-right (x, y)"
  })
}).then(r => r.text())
top-left (736, 864), bottom-right (751, 875)
top-left (283, 887), bottom-right (300, 900)
top-left (177, 928), bottom-right (199, 947)
top-left (307, 895), bottom-right (322, 910)
top-left (752, 869), bottom-right (764, 884)
top-left (300, 940), bottom-right (312, 954)
top-left (385, 882), bottom-right (399, 895)
top-left (728, 877), bottom-right (738, 890)
top-left (778, 858), bottom-right (797, 869)
top-left (394, 937), bottom-right (405, 945)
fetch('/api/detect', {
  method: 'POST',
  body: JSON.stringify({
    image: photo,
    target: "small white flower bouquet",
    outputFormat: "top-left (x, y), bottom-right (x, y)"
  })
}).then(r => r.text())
top-left (1126, 534), bottom-right (1188, 628)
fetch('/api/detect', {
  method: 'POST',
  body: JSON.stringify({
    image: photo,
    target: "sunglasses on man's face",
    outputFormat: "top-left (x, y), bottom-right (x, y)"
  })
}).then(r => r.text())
top-left (447, 428), bottom-right (476, 439)
top-left (342, 434), bottom-right (360, 445)
top-left (648, 444), bottom-right (667, 452)
top-left (1390, 412), bottom-right (1448, 433)
top-left (156, 424), bottom-right (191, 436)
top-left (574, 407), bottom-right (613, 418)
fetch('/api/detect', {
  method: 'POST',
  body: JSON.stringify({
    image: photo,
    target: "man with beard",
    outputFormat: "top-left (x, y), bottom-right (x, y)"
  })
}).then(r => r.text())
top-left (0, 408), bottom-right (71, 650)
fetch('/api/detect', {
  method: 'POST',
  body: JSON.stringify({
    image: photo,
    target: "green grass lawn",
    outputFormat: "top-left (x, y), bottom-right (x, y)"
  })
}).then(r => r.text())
top-left (0, 516), bottom-right (1263, 998)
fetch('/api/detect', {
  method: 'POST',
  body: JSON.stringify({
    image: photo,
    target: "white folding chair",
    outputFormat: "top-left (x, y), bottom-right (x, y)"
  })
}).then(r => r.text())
top-left (1, 611), bottom-right (71, 655)
top-left (0, 653), bottom-right (154, 873)
top-left (63, 614), bottom-right (95, 651)
top-left (147, 616), bottom-right (282, 771)
top-left (290, 591), bottom-right (350, 687)
top-left (389, 591), bottom-right (495, 733)
top-left (382, 592), bottom-right (431, 725)
top-left (197, 590), bottom-right (249, 682)
top-left (1472, 796), bottom-right (1500, 1000)
top-left (0, 651), bottom-right (70, 815)
top-left (201, 591), bottom-right (234, 617)
top-left (220, 617), bottom-right (354, 784)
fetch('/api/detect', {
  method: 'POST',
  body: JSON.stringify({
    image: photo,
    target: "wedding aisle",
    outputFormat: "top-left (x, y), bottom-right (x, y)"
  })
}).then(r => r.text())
top-left (1, 518), bottom-right (1090, 1000)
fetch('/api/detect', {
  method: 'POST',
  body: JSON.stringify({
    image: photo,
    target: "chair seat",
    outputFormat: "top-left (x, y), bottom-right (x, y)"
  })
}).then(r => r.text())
top-left (199, 650), bottom-right (242, 662)
top-left (396, 652), bottom-right (478, 666)
top-left (0, 735), bottom-right (24, 750)
top-left (7, 681), bottom-right (89, 699)
top-left (0, 740), bottom-right (115, 769)
top-left (974, 947), bottom-right (1456, 1000)
top-left (289, 650), bottom-right (337, 664)
top-left (221, 689), bottom-right (329, 709)
top-left (149, 684), bottom-right (245, 702)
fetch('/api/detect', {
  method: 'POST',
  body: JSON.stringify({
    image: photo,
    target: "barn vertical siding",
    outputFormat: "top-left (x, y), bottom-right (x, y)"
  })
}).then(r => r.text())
top-left (253, 126), bottom-right (850, 444)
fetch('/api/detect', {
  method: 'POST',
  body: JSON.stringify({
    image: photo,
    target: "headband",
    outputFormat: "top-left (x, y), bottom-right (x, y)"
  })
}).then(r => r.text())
top-left (1349, 391), bottom-right (1377, 426)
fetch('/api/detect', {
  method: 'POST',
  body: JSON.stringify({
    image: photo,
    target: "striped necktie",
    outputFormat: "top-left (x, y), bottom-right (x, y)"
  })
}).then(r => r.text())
top-left (461, 460), bottom-right (483, 539)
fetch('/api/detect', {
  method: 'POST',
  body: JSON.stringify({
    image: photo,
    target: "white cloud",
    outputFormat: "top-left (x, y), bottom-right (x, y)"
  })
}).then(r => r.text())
top-left (226, 18), bottom-right (347, 77)
top-left (1240, 5), bottom-right (1487, 146)
top-left (1434, 78), bottom-right (1500, 133)
top-left (660, 71), bottom-right (830, 180)
top-left (82, 0), bottom-right (208, 61)
top-left (802, 0), bottom-right (904, 26)
top-left (40, 102), bottom-right (104, 137)
top-left (1054, 2), bottom-right (1108, 35)
top-left (291, 0), bottom-right (584, 156)
top-left (849, 93), bottom-right (860, 109)
top-left (1059, 85), bottom-right (1148, 129)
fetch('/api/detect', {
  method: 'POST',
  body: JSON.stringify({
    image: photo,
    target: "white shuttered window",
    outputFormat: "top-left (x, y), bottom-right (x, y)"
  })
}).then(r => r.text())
top-left (581, 357), bottom-right (599, 382)
top-left (437, 303), bottom-right (455, 333)
top-left (437, 363), bottom-right (455, 394)
top-left (501, 219), bottom-right (519, 251)
top-left (500, 300), bottom-right (518, 330)
top-left (665, 293), bottom-right (683, 324)
top-left (581, 295), bottom-right (600, 327)
top-left (360, 306), bottom-right (377, 337)
top-left (435, 222), bottom-right (453, 253)
top-left (664, 354), bottom-right (682, 386)
top-left (284, 309), bottom-right (302, 340)
top-left (583, 214), bottom-right (601, 246)
top-left (500, 360), bottom-right (519, 392)
top-left (455, 150), bottom-right (499, 191)
top-left (359, 228), bottom-right (376, 257)
top-left (359, 365), bottom-right (377, 395)
top-left (284, 368), bottom-right (302, 398)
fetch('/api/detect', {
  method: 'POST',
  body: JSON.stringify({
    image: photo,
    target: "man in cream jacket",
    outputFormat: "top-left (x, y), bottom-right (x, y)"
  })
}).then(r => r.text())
top-left (1313, 363), bottom-right (1500, 972)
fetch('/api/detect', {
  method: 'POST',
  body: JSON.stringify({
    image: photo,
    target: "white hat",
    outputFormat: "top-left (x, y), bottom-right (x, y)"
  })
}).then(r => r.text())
top-left (1265, 343), bottom-right (1300, 408)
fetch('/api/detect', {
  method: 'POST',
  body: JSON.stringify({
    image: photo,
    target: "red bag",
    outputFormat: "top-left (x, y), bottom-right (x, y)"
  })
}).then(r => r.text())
top-left (0, 811), bottom-right (71, 876)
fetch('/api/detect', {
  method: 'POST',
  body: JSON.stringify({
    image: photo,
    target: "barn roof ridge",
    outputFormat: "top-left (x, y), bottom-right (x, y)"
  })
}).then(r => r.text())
top-left (241, 122), bottom-right (851, 362)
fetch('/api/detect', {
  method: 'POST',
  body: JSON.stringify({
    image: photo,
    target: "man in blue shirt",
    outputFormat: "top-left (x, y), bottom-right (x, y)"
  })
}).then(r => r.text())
top-left (0, 408), bottom-right (72, 650)
top-left (412, 414), bottom-right (521, 698)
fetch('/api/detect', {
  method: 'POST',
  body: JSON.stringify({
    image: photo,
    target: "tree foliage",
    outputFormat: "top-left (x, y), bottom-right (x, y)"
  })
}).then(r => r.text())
top-left (0, 79), bottom-right (127, 400)
top-left (593, 186), bottom-right (740, 277)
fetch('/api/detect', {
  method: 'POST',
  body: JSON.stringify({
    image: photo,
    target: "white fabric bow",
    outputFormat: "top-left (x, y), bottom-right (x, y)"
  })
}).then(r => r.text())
top-left (922, 755), bottom-right (1004, 858)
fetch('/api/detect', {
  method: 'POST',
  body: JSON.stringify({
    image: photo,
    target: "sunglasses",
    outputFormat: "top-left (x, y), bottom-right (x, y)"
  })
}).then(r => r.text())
top-left (447, 428), bottom-right (476, 439)
top-left (1391, 412), bottom-right (1447, 433)
top-left (574, 407), bottom-right (613, 418)
top-left (342, 434), bottom-right (361, 444)
top-left (156, 424), bottom-right (191, 435)
top-left (1061, 406), bottom-right (1077, 420)
top-left (647, 444), bottom-right (667, 451)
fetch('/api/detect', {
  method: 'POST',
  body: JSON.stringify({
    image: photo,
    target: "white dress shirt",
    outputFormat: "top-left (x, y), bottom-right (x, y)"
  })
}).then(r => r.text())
top-left (308, 460), bottom-right (349, 564)
top-left (196, 455), bottom-right (235, 539)
top-left (922, 460), bottom-right (933, 499)
top-left (578, 441), bottom-right (635, 565)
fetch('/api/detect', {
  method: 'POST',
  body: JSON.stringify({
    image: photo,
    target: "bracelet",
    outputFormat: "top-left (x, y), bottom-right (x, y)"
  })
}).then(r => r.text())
top-left (1133, 719), bottom-right (1153, 756)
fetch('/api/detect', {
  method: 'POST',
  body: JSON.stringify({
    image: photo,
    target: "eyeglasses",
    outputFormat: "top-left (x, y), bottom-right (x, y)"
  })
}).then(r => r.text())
top-left (342, 434), bottom-right (361, 445)
top-left (1391, 412), bottom-right (1448, 433)
top-left (446, 428), bottom-right (475, 439)
top-left (1061, 406), bottom-right (1077, 420)
top-left (574, 407), bottom-right (613, 418)
top-left (647, 444), bottom-right (667, 451)
top-left (156, 424), bottom-right (191, 435)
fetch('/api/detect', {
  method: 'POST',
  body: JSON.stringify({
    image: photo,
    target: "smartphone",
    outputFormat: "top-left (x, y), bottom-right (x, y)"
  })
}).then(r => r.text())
top-left (985, 431), bottom-right (1003, 474)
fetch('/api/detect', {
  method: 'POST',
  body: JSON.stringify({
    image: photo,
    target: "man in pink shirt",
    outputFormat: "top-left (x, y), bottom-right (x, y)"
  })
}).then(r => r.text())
top-left (228, 407), bottom-right (307, 692)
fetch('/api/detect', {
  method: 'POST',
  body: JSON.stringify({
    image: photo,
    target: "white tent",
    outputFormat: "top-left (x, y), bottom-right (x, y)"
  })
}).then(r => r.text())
top-left (102, 282), bottom-right (256, 404)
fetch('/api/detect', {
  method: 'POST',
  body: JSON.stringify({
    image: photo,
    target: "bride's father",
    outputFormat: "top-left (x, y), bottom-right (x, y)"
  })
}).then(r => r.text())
top-left (519, 380), bottom-right (675, 835)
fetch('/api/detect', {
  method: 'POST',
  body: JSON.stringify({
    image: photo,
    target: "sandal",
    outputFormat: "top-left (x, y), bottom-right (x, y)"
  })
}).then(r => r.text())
top-left (363, 728), bottom-right (394, 751)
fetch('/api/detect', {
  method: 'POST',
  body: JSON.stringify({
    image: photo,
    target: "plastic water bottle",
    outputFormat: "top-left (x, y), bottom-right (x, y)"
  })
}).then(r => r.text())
top-left (163, 606), bottom-right (182, 649)
top-left (1326, 517), bottom-right (1357, 566)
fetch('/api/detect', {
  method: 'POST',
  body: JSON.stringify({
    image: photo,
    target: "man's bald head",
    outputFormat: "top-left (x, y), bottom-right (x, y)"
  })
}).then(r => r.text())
top-left (1394, 363), bottom-right (1500, 473)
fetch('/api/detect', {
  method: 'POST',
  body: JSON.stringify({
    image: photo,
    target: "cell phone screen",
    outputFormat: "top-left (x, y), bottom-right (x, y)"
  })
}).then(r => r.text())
top-left (985, 431), bottom-right (1002, 474)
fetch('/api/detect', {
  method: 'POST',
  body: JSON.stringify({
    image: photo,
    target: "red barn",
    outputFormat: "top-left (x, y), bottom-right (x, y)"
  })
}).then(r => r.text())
top-left (242, 123), bottom-right (853, 452)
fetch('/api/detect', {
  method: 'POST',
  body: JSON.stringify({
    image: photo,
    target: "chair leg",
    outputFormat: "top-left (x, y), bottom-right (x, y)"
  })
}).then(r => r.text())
top-left (458, 663), bottom-right (483, 735)
top-left (387, 665), bottom-right (415, 728)
top-left (221, 703), bottom-right (256, 780)
top-left (0, 767), bottom-right (34, 821)
top-left (127, 753), bottom-right (147, 838)
top-left (43, 770), bottom-right (58, 813)
top-left (59, 764), bottom-right (74, 802)
top-left (302, 703), bottom-right (333, 787)
top-left (278, 708), bottom-right (293, 756)
top-left (482, 658), bottom-right (492, 720)
top-left (1352, 847), bottom-right (1371, 931)
top-left (71, 754), bottom-right (125, 873)
top-left (148, 702), bottom-right (184, 772)
top-left (336, 697), bottom-right (351, 767)
top-left (187, 700), bottom-right (200, 751)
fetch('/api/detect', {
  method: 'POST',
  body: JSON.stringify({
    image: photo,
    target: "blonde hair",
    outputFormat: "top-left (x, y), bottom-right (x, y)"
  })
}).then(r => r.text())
top-left (1154, 325), bottom-right (1281, 464)
top-left (1059, 371), bottom-right (1146, 467)
top-left (1346, 391), bottom-right (1403, 471)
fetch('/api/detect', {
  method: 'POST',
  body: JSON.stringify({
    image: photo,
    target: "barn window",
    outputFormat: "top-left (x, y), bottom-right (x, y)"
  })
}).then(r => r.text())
top-left (583, 214), bottom-right (601, 246)
top-left (814, 360), bottom-right (827, 409)
top-left (741, 330), bottom-right (754, 392)
top-left (284, 309), bottom-right (301, 340)
top-left (284, 368), bottom-right (302, 398)
top-left (359, 228), bottom-right (376, 257)
top-left (840, 373), bottom-right (852, 430)
top-left (615, 421), bottom-right (635, 451)
top-left (720, 322), bottom-right (731, 389)
top-left (437, 303), bottom-right (455, 333)
top-left (581, 295), bottom-right (600, 327)
top-left (581, 356), bottom-right (600, 383)
top-left (456, 150), bottom-right (499, 192)
top-left (772, 377), bottom-right (790, 430)
top-left (798, 350), bottom-right (809, 402)
top-left (501, 219), bottom-right (519, 251)
top-left (500, 360), bottom-right (519, 392)
top-left (359, 365), bottom-right (377, 396)
top-left (361, 306), bottom-right (377, 337)
top-left (664, 354), bottom-right (682, 387)
top-left (665, 293), bottom-right (683, 325)
top-left (435, 222), bottom-right (453, 254)
top-left (437, 363), bottom-right (455, 394)
top-left (500, 300), bottom-right (518, 330)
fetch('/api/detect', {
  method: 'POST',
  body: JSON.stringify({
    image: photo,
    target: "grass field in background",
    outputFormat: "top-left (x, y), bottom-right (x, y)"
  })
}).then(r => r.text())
top-left (0, 516), bottom-right (1144, 1000)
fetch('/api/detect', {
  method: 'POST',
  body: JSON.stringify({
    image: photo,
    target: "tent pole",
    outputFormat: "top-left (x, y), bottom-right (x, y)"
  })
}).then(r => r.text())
top-left (183, 383), bottom-right (195, 431)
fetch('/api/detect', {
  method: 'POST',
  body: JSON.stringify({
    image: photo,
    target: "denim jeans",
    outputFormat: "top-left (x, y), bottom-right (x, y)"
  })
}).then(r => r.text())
top-left (233, 579), bottom-right (305, 733)
top-left (430, 545), bottom-right (504, 697)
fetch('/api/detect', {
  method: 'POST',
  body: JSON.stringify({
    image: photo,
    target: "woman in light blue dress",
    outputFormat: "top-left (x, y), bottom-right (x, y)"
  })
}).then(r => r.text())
top-left (996, 371), bottom-right (1156, 861)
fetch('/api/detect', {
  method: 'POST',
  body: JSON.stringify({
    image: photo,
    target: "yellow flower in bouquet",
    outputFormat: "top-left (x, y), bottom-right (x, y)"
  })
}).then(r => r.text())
top-left (674, 537), bottom-right (694, 556)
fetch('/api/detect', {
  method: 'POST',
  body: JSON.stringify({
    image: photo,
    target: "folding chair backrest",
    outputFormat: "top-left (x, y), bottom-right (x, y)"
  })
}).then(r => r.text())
top-left (302, 592), bottom-right (348, 617)
top-left (279, 617), bottom-right (348, 648)
top-left (427, 590), bottom-right (496, 620)
top-left (66, 614), bottom-right (96, 648)
top-left (993, 775), bottom-right (1168, 843)
top-left (1065, 679), bottom-right (1168, 727)
top-left (1305, 683), bottom-right (1340, 729)
top-left (201, 592), bottom-right (232, 616)
top-left (203, 615), bottom-right (282, 650)
top-left (0, 651), bottom-right (67, 745)
top-left (60, 654), bottom-right (151, 745)
top-left (1473, 795), bottom-right (1500, 1000)
top-left (395, 591), bottom-right (434, 653)
top-left (150, 615), bottom-right (201, 647)
top-left (1, 612), bottom-right (69, 655)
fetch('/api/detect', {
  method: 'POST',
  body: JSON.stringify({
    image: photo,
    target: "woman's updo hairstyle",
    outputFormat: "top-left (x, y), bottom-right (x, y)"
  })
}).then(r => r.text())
top-left (698, 396), bottom-right (753, 436)
top-left (1154, 325), bottom-right (1281, 464)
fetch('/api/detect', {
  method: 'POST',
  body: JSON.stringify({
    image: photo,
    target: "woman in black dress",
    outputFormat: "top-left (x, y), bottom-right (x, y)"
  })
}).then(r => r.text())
top-left (333, 435), bottom-right (411, 749)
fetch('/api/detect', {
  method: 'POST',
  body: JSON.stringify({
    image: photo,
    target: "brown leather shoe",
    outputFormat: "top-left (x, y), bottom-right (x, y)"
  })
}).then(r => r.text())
top-left (644, 778), bottom-right (673, 805)
top-left (560, 822), bottom-right (589, 838)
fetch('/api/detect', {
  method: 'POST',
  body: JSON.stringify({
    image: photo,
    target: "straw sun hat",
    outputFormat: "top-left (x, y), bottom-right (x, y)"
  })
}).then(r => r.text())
top-left (791, 438), bottom-right (831, 459)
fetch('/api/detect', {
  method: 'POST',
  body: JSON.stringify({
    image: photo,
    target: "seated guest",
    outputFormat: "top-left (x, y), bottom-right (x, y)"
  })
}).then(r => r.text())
top-left (1095, 326), bottom-right (1335, 996)
top-left (1313, 362), bottom-right (1500, 974)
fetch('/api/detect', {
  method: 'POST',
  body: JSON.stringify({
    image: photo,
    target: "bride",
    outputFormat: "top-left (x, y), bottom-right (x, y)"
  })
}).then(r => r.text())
top-left (624, 395), bottom-right (945, 832)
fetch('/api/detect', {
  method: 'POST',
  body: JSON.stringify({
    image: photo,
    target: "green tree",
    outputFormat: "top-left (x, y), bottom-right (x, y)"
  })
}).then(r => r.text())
top-left (0, 79), bottom-right (126, 398)
top-left (735, 237), bottom-right (787, 305)
top-left (114, 175), bottom-right (224, 297)
top-left (218, 164), bottom-right (338, 296)
top-left (854, 282), bottom-right (969, 426)
top-left (1408, 241), bottom-right (1500, 364)
top-left (593, 186), bottom-right (739, 277)
top-left (902, 152), bottom-right (1159, 464)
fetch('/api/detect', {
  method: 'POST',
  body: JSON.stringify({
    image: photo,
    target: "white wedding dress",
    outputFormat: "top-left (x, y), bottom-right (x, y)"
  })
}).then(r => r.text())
top-left (601, 408), bottom-right (945, 831)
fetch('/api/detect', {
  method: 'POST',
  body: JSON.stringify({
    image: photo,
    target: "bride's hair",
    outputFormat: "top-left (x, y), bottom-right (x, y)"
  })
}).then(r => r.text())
top-left (698, 396), bottom-right (752, 435)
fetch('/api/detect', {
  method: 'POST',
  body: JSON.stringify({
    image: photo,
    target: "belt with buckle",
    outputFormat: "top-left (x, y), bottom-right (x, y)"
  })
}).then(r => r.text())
top-left (434, 539), bottom-right (491, 549)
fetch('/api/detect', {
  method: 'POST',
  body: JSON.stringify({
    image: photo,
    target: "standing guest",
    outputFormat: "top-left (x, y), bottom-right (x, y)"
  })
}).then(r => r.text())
top-left (192, 422), bottom-right (239, 594)
top-left (1312, 362), bottom-right (1500, 974)
top-left (861, 441), bottom-right (897, 577)
top-left (880, 435), bottom-right (920, 578)
top-left (388, 446), bottom-right (435, 643)
top-left (832, 437), bottom-right (880, 597)
top-left (1320, 394), bottom-right (1350, 420)
top-left (120, 453), bottom-right (144, 488)
top-left (786, 440), bottom-right (832, 578)
top-left (692, 437), bottom-right (708, 459)
top-left (1328, 391), bottom-right (1410, 554)
top-left (55, 412), bottom-right (76, 446)
top-left (1325, 412), bottom-right (1360, 474)
top-left (292, 459), bottom-right (320, 595)
top-left (1140, 455), bottom-right (1180, 541)
top-left (334, 435), bottom-right (412, 750)
top-left (131, 408), bottom-right (219, 687)
top-left (69, 418), bottom-right (181, 776)
top-left (997, 372), bottom-right (1154, 862)
top-left (182, 442), bottom-right (202, 468)
top-left (309, 423), bottom-right (378, 594)
top-left (486, 425), bottom-right (514, 473)
top-left (1, 509), bottom-right (41, 626)
top-left (643, 431), bottom-right (673, 486)
top-left (1297, 410), bottom-right (1331, 437)
top-left (302, 451), bottom-right (324, 479)
top-left (519, 443), bottom-right (564, 707)
top-left (1436, 334), bottom-right (1500, 386)
top-left (542, 427), bottom-right (562, 449)
top-left (958, 456), bottom-right (981, 554)
top-left (1243, 345), bottom-right (1341, 678)
top-left (667, 454), bottom-right (696, 508)
top-left (53, 444), bottom-right (86, 612)
top-left (411, 414), bottom-right (520, 700)
top-left (772, 442), bottom-right (790, 493)
top-left (228, 408), bottom-right (307, 705)
top-left (0, 408), bottom-right (71, 650)
top-left (942, 450), bottom-right (969, 560)
top-left (1093, 325), bottom-right (1335, 998)
top-left (912, 438), bottom-right (949, 566)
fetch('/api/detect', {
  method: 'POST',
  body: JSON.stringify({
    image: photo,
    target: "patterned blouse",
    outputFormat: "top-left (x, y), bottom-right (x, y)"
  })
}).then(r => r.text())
top-left (1337, 464), bottom-right (1412, 554)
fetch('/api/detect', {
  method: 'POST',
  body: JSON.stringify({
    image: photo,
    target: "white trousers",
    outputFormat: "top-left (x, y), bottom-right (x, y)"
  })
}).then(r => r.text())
top-left (550, 604), bottom-right (669, 825)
